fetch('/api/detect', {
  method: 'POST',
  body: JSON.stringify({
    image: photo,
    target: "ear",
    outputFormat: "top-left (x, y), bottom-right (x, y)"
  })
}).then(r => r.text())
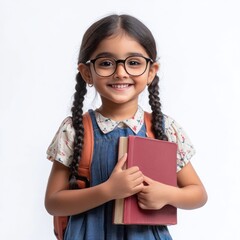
top-left (147, 62), bottom-right (159, 85)
top-left (78, 63), bottom-right (93, 84)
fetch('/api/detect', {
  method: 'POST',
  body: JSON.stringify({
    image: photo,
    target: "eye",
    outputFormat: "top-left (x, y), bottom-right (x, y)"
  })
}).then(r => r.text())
top-left (129, 60), bottom-right (140, 65)
top-left (126, 57), bottom-right (144, 67)
top-left (96, 58), bottom-right (115, 68)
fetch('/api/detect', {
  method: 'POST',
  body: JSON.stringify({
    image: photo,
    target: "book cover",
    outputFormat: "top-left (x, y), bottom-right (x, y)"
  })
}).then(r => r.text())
top-left (113, 136), bottom-right (177, 225)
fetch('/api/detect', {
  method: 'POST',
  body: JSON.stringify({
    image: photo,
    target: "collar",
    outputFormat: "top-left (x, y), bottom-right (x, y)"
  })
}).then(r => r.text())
top-left (95, 106), bottom-right (144, 134)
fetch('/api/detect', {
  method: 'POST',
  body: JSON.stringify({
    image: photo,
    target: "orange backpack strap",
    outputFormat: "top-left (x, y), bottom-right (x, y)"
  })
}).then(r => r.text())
top-left (76, 112), bottom-right (94, 188)
top-left (144, 111), bottom-right (155, 138)
top-left (53, 216), bottom-right (68, 240)
top-left (53, 112), bottom-right (94, 240)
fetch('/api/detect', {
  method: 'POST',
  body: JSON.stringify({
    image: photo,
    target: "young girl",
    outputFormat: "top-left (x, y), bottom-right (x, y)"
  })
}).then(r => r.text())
top-left (45, 14), bottom-right (207, 240)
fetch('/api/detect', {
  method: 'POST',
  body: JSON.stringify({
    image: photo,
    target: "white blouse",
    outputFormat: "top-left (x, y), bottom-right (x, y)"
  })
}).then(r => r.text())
top-left (47, 109), bottom-right (195, 172)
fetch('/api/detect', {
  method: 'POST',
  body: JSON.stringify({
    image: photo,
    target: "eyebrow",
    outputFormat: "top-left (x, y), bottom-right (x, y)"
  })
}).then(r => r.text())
top-left (93, 52), bottom-right (145, 59)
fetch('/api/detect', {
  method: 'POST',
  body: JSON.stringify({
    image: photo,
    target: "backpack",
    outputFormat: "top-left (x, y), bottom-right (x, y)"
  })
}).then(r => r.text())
top-left (53, 111), bottom-right (154, 240)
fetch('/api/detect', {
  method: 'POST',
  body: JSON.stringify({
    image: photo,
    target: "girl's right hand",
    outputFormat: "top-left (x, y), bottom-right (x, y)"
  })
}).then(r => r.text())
top-left (106, 153), bottom-right (144, 200)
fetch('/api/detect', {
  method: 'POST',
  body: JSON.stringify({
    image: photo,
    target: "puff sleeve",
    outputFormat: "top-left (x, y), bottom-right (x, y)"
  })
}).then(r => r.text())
top-left (46, 117), bottom-right (75, 167)
top-left (164, 115), bottom-right (196, 172)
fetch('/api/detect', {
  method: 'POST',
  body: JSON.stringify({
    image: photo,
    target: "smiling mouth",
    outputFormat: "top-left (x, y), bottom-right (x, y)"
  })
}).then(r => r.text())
top-left (109, 84), bottom-right (133, 89)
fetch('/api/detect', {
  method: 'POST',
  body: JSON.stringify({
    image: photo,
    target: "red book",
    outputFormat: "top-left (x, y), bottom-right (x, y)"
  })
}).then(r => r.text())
top-left (113, 136), bottom-right (177, 225)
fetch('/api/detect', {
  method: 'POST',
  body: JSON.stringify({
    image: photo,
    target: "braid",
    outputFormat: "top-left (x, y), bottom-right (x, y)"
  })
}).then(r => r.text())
top-left (69, 72), bottom-right (87, 189)
top-left (148, 75), bottom-right (168, 141)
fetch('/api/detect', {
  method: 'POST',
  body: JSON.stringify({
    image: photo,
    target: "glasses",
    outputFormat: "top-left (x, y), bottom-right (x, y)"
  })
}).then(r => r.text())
top-left (86, 56), bottom-right (153, 77)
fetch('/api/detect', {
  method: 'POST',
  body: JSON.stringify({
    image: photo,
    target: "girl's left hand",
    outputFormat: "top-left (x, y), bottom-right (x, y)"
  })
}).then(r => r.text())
top-left (137, 175), bottom-right (171, 210)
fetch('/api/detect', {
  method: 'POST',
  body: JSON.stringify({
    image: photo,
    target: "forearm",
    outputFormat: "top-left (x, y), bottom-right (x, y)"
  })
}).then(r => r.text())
top-left (45, 181), bottom-right (112, 216)
top-left (45, 157), bottom-right (144, 216)
top-left (168, 184), bottom-right (208, 210)
top-left (138, 163), bottom-right (208, 210)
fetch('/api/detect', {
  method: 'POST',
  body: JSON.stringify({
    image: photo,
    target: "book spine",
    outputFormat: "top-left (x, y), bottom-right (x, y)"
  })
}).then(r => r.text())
top-left (123, 136), bottom-right (135, 224)
top-left (113, 137), bottom-right (128, 224)
top-left (126, 136), bottom-right (135, 168)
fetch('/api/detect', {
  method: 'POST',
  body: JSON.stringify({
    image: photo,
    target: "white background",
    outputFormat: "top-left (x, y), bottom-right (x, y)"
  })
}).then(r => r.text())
top-left (0, 0), bottom-right (240, 239)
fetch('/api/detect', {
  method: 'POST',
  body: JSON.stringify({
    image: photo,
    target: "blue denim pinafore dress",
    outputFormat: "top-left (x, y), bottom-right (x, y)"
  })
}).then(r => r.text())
top-left (64, 110), bottom-right (173, 240)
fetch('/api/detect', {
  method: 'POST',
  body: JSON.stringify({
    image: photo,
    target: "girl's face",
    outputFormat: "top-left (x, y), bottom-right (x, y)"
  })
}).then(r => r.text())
top-left (79, 33), bottom-right (158, 109)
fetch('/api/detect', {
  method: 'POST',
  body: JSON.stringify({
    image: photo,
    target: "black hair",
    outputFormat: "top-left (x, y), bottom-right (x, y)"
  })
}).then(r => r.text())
top-left (70, 14), bottom-right (168, 189)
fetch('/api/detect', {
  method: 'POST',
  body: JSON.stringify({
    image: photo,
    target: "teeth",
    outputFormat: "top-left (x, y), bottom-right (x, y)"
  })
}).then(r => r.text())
top-left (111, 84), bottom-right (129, 89)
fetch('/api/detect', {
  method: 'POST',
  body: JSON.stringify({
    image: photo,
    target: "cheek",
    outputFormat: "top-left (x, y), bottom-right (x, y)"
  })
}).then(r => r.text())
top-left (91, 78), bottom-right (107, 91)
top-left (92, 76), bottom-right (104, 85)
top-left (135, 74), bottom-right (149, 85)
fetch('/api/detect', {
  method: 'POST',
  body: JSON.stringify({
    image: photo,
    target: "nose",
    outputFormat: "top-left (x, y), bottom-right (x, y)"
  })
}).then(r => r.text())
top-left (114, 62), bottom-right (129, 78)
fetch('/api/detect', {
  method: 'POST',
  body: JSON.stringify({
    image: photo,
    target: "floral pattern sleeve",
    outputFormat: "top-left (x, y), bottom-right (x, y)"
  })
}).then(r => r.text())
top-left (164, 115), bottom-right (196, 172)
top-left (46, 117), bottom-right (75, 167)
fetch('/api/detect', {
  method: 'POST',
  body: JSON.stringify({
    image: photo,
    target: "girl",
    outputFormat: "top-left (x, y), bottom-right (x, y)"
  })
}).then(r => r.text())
top-left (45, 14), bottom-right (207, 240)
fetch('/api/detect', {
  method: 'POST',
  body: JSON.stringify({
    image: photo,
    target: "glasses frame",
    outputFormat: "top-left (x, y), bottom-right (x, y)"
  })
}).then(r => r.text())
top-left (85, 56), bottom-right (154, 77)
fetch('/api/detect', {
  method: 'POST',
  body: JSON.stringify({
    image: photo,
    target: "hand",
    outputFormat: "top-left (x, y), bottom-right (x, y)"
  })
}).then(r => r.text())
top-left (137, 175), bottom-right (172, 210)
top-left (106, 153), bottom-right (144, 200)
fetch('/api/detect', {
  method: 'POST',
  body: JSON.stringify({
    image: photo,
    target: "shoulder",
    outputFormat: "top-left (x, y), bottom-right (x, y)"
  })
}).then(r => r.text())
top-left (163, 114), bottom-right (196, 171)
top-left (46, 117), bottom-right (75, 167)
top-left (60, 116), bottom-right (73, 129)
top-left (163, 114), bottom-right (187, 140)
top-left (57, 116), bottom-right (75, 140)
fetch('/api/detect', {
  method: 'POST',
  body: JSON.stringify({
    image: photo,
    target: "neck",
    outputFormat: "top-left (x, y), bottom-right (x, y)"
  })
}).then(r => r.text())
top-left (97, 101), bottom-right (139, 121)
